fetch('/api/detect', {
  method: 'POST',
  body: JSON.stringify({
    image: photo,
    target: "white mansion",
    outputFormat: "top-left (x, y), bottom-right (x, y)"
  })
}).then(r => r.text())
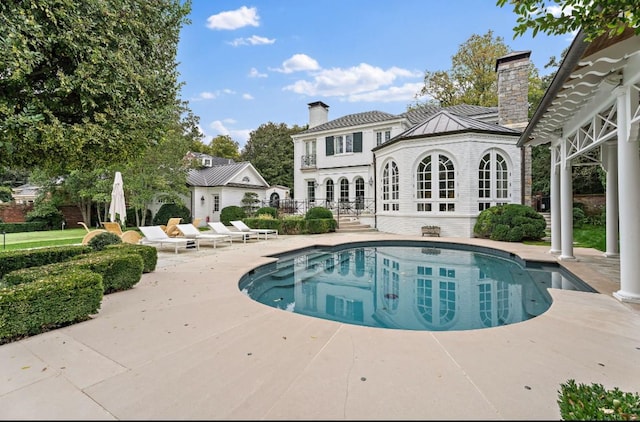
top-left (292, 52), bottom-right (532, 237)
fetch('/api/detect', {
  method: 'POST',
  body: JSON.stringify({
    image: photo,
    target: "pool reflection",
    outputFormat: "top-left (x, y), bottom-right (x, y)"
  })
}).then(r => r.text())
top-left (239, 245), bottom-right (593, 331)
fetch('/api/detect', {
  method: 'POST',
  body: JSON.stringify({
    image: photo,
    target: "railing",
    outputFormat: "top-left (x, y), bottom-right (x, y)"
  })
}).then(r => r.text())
top-left (259, 198), bottom-right (374, 217)
top-left (300, 154), bottom-right (316, 169)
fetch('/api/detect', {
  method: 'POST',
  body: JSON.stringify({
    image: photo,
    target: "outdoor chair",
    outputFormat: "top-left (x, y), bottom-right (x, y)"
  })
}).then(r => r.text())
top-left (138, 225), bottom-right (198, 254)
top-left (208, 221), bottom-right (259, 243)
top-left (230, 220), bottom-right (278, 240)
top-left (161, 217), bottom-right (183, 237)
top-left (176, 223), bottom-right (232, 248)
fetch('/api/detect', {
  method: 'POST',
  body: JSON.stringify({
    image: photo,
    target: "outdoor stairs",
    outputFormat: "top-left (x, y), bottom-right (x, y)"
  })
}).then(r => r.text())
top-left (540, 211), bottom-right (551, 238)
top-left (334, 216), bottom-right (377, 233)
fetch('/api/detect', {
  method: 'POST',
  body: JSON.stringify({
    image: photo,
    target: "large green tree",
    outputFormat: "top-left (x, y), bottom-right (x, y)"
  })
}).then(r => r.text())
top-left (496, 0), bottom-right (639, 41)
top-left (0, 0), bottom-right (191, 175)
top-left (414, 30), bottom-right (511, 107)
top-left (209, 135), bottom-right (241, 161)
top-left (240, 122), bottom-right (305, 190)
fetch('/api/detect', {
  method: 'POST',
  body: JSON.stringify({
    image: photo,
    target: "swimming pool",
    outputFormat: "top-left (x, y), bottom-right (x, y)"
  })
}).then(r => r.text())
top-left (239, 240), bottom-right (596, 331)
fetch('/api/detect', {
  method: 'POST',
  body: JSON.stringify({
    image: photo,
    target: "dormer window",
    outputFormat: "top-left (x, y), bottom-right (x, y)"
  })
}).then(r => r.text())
top-left (202, 158), bottom-right (212, 167)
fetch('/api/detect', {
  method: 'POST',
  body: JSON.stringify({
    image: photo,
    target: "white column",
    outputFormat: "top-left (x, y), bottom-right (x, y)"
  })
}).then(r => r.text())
top-left (613, 85), bottom-right (640, 303)
top-left (603, 143), bottom-right (619, 257)
top-left (559, 138), bottom-right (575, 260)
top-left (549, 145), bottom-right (561, 254)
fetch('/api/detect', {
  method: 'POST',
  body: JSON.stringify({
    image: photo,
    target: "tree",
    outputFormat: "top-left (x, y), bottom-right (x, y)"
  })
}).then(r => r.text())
top-left (496, 0), bottom-right (639, 41)
top-left (414, 30), bottom-right (511, 107)
top-left (0, 0), bottom-right (192, 175)
top-left (209, 135), bottom-right (241, 161)
top-left (240, 122), bottom-right (305, 189)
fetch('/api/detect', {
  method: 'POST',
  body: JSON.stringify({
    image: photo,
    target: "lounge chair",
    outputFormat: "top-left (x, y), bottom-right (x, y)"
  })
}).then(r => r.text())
top-left (138, 225), bottom-right (198, 254)
top-left (176, 223), bottom-right (232, 248)
top-left (103, 221), bottom-right (145, 244)
top-left (160, 217), bottom-right (183, 237)
top-left (230, 220), bottom-right (278, 240)
top-left (208, 221), bottom-right (259, 243)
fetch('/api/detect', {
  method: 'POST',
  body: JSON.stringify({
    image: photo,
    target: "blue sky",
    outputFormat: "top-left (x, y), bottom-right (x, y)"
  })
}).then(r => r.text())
top-left (176, 0), bottom-right (575, 149)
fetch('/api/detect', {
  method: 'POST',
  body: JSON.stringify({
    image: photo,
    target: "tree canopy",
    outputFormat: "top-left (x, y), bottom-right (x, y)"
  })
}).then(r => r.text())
top-left (496, 0), bottom-right (639, 41)
top-left (0, 0), bottom-right (192, 174)
top-left (414, 30), bottom-right (510, 107)
top-left (240, 122), bottom-right (306, 190)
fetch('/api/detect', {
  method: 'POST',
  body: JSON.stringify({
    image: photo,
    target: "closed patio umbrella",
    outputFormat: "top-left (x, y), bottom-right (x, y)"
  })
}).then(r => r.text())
top-left (108, 171), bottom-right (127, 227)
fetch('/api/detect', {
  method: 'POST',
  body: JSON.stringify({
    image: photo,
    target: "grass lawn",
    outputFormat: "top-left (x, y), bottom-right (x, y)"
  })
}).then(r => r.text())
top-left (524, 224), bottom-right (606, 252)
top-left (0, 228), bottom-right (88, 251)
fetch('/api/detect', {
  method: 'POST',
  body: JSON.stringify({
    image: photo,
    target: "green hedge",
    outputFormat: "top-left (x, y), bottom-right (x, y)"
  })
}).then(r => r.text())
top-left (0, 222), bottom-right (49, 233)
top-left (558, 379), bottom-right (640, 420)
top-left (107, 243), bottom-right (157, 273)
top-left (474, 204), bottom-right (546, 242)
top-left (0, 245), bottom-right (92, 278)
top-left (0, 268), bottom-right (103, 343)
top-left (243, 217), bottom-right (282, 232)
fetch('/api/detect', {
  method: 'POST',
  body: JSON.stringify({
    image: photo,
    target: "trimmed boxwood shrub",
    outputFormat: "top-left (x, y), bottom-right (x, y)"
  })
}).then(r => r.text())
top-left (243, 216), bottom-right (282, 232)
top-left (256, 206), bottom-right (278, 218)
top-left (107, 243), bottom-right (158, 273)
top-left (152, 203), bottom-right (190, 226)
top-left (0, 221), bottom-right (48, 233)
top-left (305, 206), bottom-right (333, 220)
top-left (0, 268), bottom-right (103, 343)
top-left (220, 205), bottom-right (246, 225)
top-left (0, 245), bottom-right (92, 279)
top-left (474, 204), bottom-right (546, 242)
top-left (281, 216), bottom-right (305, 234)
top-left (306, 218), bottom-right (337, 234)
top-left (88, 232), bottom-right (122, 251)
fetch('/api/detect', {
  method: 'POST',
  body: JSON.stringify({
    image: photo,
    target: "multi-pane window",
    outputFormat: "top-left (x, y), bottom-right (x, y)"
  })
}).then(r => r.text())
top-left (416, 156), bottom-right (432, 211)
top-left (382, 161), bottom-right (399, 211)
top-left (376, 130), bottom-right (391, 146)
top-left (335, 134), bottom-right (353, 154)
top-left (307, 180), bottom-right (316, 203)
top-left (340, 179), bottom-right (349, 203)
top-left (213, 195), bottom-right (220, 212)
top-left (416, 153), bottom-right (455, 212)
top-left (478, 151), bottom-right (509, 211)
top-left (326, 179), bottom-right (334, 204)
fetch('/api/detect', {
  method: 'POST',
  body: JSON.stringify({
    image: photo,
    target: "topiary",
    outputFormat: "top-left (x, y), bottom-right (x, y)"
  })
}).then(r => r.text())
top-left (305, 206), bottom-right (333, 220)
top-left (152, 203), bottom-right (190, 226)
top-left (473, 204), bottom-right (546, 242)
top-left (220, 205), bottom-right (246, 225)
top-left (88, 232), bottom-right (122, 251)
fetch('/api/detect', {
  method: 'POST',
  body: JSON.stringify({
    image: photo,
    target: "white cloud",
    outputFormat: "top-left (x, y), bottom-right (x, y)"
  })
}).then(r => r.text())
top-left (242, 93), bottom-right (254, 100)
top-left (283, 63), bottom-right (423, 99)
top-left (249, 67), bottom-right (267, 78)
top-left (210, 120), bottom-right (251, 147)
top-left (272, 54), bottom-right (320, 74)
top-left (198, 92), bottom-right (217, 100)
top-left (346, 82), bottom-right (425, 103)
top-left (206, 6), bottom-right (259, 30)
top-left (228, 35), bottom-right (276, 47)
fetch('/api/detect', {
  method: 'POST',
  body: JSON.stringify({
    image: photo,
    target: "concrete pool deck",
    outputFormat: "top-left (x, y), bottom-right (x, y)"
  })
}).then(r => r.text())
top-left (1, 232), bottom-right (639, 420)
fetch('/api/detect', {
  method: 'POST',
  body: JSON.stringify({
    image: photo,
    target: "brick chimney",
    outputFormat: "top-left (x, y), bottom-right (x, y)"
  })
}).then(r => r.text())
top-left (496, 51), bottom-right (530, 131)
top-left (308, 101), bottom-right (329, 128)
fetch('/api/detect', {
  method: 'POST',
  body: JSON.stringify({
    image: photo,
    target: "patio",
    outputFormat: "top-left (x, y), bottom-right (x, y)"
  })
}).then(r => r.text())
top-left (0, 232), bottom-right (638, 420)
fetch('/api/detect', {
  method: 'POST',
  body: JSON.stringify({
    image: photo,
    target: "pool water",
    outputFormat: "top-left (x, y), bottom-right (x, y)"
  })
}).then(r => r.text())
top-left (239, 241), bottom-right (595, 331)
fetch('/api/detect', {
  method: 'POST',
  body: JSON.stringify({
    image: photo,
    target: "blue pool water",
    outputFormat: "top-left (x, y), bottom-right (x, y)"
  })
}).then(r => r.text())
top-left (239, 241), bottom-right (596, 331)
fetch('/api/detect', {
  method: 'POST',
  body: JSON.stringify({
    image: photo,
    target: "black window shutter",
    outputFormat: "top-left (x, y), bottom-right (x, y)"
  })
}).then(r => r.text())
top-left (326, 136), bottom-right (334, 156)
top-left (353, 132), bottom-right (363, 152)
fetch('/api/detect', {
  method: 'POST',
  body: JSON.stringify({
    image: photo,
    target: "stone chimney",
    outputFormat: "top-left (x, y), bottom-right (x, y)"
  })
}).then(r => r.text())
top-left (496, 51), bottom-right (530, 131)
top-left (496, 51), bottom-right (532, 207)
top-left (308, 101), bottom-right (329, 128)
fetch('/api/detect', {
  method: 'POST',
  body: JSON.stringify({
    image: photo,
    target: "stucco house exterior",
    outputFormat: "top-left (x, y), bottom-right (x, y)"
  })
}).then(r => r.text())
top-left (292, 52), bottom-right (532, 237)
top-left (148, 153), bottom-right (289, 227)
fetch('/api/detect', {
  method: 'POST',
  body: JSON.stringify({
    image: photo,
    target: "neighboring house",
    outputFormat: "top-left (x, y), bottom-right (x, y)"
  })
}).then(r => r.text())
top-left (517, 27), bottom-right (640, 304)
top-left (292, 52), bottom-right (532, 237)
top-left (11, 183), bottom-right (40, 204)
top-left (164, 154), bottom-right (289, 226)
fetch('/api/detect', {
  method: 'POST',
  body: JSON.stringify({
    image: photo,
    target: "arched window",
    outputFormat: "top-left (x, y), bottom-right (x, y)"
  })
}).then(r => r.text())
top-left (269, 192), bottom-right (280, 208)
top-left (382, 161), bottom-right (399, 211)
top-left (326, 179), bottom-right (334, 206)
top-left (478, 151), bottom-right (509, 211)
top-left (340, 179), bottom-right (349, 203)
top-left (415, 153), bottom-right (455, 212)
top-left (355, 177), bottom-right (365, 209)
